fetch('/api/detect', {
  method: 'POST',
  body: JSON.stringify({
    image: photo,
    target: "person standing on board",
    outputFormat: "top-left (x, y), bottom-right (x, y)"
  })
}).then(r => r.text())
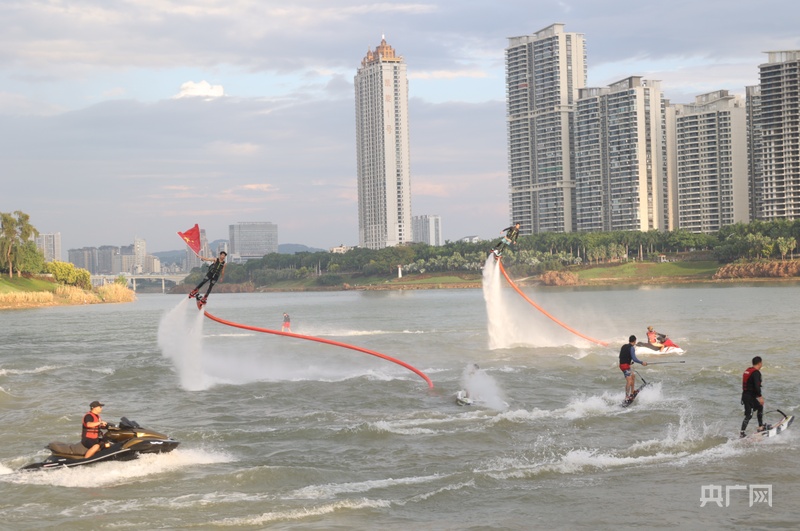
top-left (188, 251), bottom-right (227, 304)
top-left (281, 312), bottom-right (291, 332)
top-left (619, 335), bottom-right (647, 400)
top-left (490, 222), bottom-right (521, 258)
top-left (740, 356), bottom-right (767, 438)
top-left (82, 400), bottom-right (108, 459)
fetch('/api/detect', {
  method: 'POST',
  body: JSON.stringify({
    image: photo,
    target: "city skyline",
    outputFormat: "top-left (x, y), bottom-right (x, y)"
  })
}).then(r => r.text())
top-left (1, 1), bottom-right (798, 253)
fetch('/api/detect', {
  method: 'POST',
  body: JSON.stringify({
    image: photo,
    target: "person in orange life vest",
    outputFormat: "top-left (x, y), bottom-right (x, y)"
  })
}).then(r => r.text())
top-left (82, 400), bottom-right (109, 458)
top-left (646, 326), bottom-right (665, 351)
top-left (740, 356), bottom-right (766, 438)
top-left (188, 251), bottom-right (227, 303)
top-left (619, 335), bottom-right (647, 399)
top-left (282, 312), bottom-right (291, 332)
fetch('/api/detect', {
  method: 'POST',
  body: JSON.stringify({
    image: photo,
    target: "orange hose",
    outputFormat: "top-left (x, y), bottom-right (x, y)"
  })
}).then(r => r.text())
top-left (496, 259), bottom-right (609, 346)
top-left (201, 309), bottom-right (434, 388)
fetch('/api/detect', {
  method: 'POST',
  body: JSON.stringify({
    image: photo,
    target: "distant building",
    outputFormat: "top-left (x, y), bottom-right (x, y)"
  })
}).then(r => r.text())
top-left (35, 232), bottom-right (62, 262)
top-left (229, 222), bottom-right (278, 261)
top-left (506, 24), bottom-right (587, 234)
top-left (330, 244), bottom-right (352, 254)
top-left (574, 76), bottom-right (669, 232)
top-left (672, 90), bottom-right (749, 233)
top-left (752, 51), bottom-right (800, 221)
top-left (68, 247), bottom-right (98, 273)
top-left (412, 215), bottom-right (443, 246)
top-left (134, 237), bottom-right (147, 273)
top-left (354, 36), bottom-right (413, 249)
top-left (459, 235), bottom-right (481, 243)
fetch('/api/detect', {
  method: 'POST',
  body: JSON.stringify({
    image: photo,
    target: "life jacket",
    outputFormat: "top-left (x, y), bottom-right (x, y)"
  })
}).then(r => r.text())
top-left (82, 412), bottom-right (101, 440)
top-left (742, 367), bottom-right (758, 392)
top-left (647, 331), bottom-right (659, 343)
top-left (207, 259), bottom-right (225, 278)
top-left (619, 343), bottom-right (634, 365)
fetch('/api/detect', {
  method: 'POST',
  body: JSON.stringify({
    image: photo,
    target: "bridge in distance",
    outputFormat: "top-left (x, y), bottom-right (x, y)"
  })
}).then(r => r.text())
top-left (92, 274), bottom-right (190, 293)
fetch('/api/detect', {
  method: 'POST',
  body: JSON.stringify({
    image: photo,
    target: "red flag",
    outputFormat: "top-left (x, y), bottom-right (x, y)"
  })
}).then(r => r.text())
top-left (177, 224), bottom-right (201, 255)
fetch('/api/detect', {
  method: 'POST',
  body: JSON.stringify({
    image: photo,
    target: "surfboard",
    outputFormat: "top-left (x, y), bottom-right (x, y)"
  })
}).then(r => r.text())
top-left (622, 382), bottom-right (648, 408)
top-left (455, 390), bottom-right (474, 406)
top-left (751, 414), bottom-right (794, 439)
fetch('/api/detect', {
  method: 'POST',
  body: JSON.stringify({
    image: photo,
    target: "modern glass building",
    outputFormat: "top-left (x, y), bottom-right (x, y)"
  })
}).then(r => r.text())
top-left (354, 37), bottom-right (413, 249)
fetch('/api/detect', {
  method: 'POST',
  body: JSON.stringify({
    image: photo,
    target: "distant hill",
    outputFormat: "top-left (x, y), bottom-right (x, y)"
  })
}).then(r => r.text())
top-left (153, 243), bottom-right (326, 264)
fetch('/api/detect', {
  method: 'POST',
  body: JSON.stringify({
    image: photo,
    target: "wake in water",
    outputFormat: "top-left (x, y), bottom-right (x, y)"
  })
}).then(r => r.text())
top-left (157, 298), bottom-right (209, 391)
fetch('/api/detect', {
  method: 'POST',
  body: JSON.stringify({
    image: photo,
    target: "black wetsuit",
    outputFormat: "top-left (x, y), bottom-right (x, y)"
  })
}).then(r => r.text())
top-left (740, 367), bottom-right (763, 433)
top-left (193, 258), bottom-right (225, 299)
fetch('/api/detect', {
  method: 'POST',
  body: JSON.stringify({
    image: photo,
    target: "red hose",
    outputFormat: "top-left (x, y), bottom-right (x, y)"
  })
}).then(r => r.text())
top-left (202, 309), bottom-right (434, 388)
top-left (497, 260), bottom-right (609, 346)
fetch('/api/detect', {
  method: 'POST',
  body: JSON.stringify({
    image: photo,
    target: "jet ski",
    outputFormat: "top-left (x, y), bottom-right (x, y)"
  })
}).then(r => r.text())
top-left (21, 417), bottom-right (179, 470)
top-left (636, 335), bottom-right (684, 355)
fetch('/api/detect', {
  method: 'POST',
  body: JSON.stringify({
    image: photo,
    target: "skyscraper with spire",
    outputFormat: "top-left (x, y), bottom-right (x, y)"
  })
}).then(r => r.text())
top-left (354, 36), bottom-right (413, 249)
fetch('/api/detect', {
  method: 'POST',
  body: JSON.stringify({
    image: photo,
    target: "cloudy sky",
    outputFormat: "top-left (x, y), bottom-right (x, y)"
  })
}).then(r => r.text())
top-left (2, 0), bottom-right (798, 255)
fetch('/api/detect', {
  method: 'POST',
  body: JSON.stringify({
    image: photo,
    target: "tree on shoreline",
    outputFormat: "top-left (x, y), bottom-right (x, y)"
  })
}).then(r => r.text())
top-left (0, 211), bottom-right (39, 278)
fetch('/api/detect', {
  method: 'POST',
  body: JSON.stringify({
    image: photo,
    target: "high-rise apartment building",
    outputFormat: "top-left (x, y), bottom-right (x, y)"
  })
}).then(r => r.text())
top-left (574, 77), bottom-right (669, 232)
top-left (745, 85), bottom-right (763, 221)
top-left (35, 232), bottom-right (62, 262)
top-left (752, 51), bottom-right (800, 221)
top-left (229, 222), bottom-right (278, 261)
top-left (412, 215), bottom-right (443, 246)
top-left (354, 37), bottom-right (413, 249)
top-left (506, 24), bottom-right (587, 234)
top-left (672, 90), bottom-right (749, 233)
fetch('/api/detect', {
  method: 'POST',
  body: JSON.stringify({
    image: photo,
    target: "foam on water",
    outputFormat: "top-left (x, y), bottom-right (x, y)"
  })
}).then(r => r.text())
top-left (3, 448), bottom-right (231, 488)
top-left (289, 473), bottom-right (443, 499)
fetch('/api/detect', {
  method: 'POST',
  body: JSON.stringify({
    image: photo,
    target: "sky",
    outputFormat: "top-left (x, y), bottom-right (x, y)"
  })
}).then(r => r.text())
top-left (2, 0), bottom-right (798, 255)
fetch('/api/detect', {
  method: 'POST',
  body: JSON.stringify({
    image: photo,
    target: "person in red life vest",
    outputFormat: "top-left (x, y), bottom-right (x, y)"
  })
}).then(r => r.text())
top-left (740, 356), bottom-right (767, 438)
top-left (82, 400), bottom-right (109, 458)
top-left (645, 326), bottom-right (665, 351)
top-left (188, 251), bottom-right (227, 304)
top-left (619, 335), bottom-right (647, 400)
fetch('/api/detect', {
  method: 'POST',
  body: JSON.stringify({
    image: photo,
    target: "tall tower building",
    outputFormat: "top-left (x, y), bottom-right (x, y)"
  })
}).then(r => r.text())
top-left (753, 51), bottom-right (800, 221)
top-left (574, 77), bottom-right (669, 232)
top-left (506, 24), bottom-right (587, 235)
top-left (354, 37), bottom-right (413, 249)
top-left (35, 232), bottom-right (62, 262)
top-left (672, 90), bottom-right (749, 233)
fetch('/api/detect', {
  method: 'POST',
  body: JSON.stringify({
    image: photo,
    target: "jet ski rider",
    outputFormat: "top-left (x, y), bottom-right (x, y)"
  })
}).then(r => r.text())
top-left (82, 400), bottom-right (109, 459)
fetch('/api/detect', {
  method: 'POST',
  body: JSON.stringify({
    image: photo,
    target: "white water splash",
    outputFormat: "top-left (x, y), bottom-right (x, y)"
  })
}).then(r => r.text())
top-left (460, 363), bottom-right (508, 411)
top-left (482, 256), bottom-right (597, 349)
top-left (157, 298), bottom-right (210, 391)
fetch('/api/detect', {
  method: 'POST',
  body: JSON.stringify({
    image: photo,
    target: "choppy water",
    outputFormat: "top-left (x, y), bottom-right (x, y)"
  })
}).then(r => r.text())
top-left (1, 259), bottom-right (799, 530)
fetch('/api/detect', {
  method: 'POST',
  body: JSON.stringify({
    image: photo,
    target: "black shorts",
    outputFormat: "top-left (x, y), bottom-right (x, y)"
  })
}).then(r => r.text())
top-left (82, 438), bottom-right (100, 449)
top-left (742, 393), bottom-right (762, 414)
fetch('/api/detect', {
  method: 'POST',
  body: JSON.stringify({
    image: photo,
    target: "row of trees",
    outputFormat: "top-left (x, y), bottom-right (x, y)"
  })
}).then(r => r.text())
top-left (0, 211), bottom-right (41, 278)
top-left (183, 220), bottom-right (800, 289)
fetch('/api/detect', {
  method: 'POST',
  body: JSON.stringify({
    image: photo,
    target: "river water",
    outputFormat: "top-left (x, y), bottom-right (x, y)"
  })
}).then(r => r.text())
top-left (1, 258), bottom-right (799, 530)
